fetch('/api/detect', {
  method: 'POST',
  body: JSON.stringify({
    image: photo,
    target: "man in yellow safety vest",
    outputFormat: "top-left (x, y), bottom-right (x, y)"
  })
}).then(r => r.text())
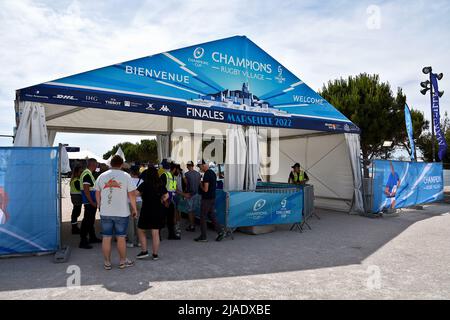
top-left (160, 162), bottom-right (185, 240)
top-left (79, 158), bottom-right (101, 249)
top-left (288, 163), bottom-right (309, 185)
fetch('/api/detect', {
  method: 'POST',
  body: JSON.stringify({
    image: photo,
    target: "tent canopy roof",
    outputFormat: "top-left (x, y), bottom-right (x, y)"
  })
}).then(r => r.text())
top-left (17, 36), bottom-right (359, 137)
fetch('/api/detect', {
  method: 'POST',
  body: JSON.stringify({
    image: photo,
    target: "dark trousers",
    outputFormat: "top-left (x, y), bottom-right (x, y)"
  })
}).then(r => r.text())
top-left (164, 201), bottom-right (176, 237)
top-left (70, 194), bottom-right (82, 224)
top-left (80, 204), bottom-right (97, 242)
top-left (71, 205), bottom-right (82, 224)
top-left (200, 198), bottom-right (222, 238)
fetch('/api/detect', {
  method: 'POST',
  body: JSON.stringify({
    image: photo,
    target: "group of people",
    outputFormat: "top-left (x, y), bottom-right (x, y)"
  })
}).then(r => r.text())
top-left (69, 156), bottom-right (225, 270)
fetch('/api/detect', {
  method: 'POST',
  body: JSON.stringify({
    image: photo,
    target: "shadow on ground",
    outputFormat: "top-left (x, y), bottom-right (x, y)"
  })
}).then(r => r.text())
top-left (0, 204), bottom-right (448, 295)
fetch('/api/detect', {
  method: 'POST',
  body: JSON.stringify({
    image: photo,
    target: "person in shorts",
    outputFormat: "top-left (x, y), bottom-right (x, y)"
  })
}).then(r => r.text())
top-left (95, 155), bottom-right (138, 270)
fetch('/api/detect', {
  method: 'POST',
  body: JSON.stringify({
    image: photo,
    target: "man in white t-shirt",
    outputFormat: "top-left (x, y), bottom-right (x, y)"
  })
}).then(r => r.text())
top-left (95, 155), bottom-right (138, 270)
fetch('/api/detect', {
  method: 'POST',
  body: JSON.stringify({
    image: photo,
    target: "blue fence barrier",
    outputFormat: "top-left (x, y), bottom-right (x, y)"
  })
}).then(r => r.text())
top-left (372, 160), bottom-right (444, 213)
top-left (0, 147), bottom-right (59, 256)
top-left (185, 187), bottom-right (302, 229)
top-left (227, 190), bottom-right (303, 228)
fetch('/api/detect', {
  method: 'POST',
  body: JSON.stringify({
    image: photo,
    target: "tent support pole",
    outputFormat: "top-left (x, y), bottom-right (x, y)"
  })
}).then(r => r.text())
top-left (168, 116), bottom-right (173, 158)
top-left (267, 137), bottom-right (271, 182)
top-left (58, 143), bottom-right (63, 250)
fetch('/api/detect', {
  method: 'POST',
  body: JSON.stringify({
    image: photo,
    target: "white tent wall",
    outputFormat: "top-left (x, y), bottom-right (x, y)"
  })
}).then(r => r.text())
top-left (345, 133), bottom-right (365, 214)
top-left (47, 129), bottom-right (57, 146)
top-left (42, 103), bottom-right (169, 135)
top-left (157, 134), bottom-right (170, 161)
top-left (14, 101), bottom-right (50, 147)
top-left (170, 132), bottom-right (203, 167)
top-left (224, 125), bottom-right (247, 191)
top-left (273, 133), bottom-right (355, 212)
top-left (245, 126), bottom-right (260, 191)
top-left (14, 101), bottom-right (71, 173)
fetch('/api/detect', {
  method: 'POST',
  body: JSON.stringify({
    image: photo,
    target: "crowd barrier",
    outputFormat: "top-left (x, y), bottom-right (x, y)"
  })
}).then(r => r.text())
top-left (0, 147), bottom-right (60, 256)
top-left (185, 183), bottom-right (304, 230)
top-left (369, 160), bottom-right (444, 213)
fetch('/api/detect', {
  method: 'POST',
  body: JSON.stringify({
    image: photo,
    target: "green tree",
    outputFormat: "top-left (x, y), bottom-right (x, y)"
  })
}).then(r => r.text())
top-left (320, 74), bottom-right (411, 176)
top-left (103, 139), bottom-right (158, 164)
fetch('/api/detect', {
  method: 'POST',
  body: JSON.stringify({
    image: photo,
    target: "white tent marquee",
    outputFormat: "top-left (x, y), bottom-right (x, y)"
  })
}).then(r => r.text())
top-left (14, 36), bottom-right (364, 213)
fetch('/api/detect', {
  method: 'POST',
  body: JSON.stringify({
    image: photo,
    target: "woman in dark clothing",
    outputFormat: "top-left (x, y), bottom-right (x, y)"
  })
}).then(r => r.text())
top-left (70, 166), bottom-right (83, 234)
top-left (136, 166), bottom-right (169, 260)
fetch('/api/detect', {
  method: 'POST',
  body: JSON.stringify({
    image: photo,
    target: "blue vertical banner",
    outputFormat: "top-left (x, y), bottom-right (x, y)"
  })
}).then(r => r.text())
top-left (0, 147), bottom-right (59, 255)
top-left (372, 160), bottom-right (444, 213)
top-left (404, 104), bottom-right (415, 161)
top-left (430, 73), bottom-right (447, 161)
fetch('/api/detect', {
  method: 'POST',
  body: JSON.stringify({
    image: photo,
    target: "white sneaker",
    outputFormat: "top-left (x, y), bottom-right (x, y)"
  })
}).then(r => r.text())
top-left (126, 243), bottom-right (134, 248)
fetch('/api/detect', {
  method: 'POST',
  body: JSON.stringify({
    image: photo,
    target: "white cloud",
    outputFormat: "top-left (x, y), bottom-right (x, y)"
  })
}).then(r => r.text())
top-left (0, 0), bottom-right (449, 154)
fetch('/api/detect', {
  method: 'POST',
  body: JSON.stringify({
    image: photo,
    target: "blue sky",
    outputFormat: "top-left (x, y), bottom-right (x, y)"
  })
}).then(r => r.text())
top-left (0, 0), bottom-right (449, 157)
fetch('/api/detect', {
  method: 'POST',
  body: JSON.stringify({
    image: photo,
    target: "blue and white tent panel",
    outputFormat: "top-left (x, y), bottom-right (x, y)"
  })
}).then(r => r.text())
top-left (17, 36), bottom-right (359, 135)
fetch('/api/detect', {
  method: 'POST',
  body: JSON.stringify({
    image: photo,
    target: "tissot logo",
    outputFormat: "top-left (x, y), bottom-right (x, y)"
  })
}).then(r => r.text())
top-left (253, 199), bottom-right (266, 212)
top-left (55, 94), bottom-right (77, 100)
top-left (193, 47), bottom-right (205, 59)
top-left (105, 98), bottom-right (121, 106)
top-left (159, 105), bottom-right (171, 112)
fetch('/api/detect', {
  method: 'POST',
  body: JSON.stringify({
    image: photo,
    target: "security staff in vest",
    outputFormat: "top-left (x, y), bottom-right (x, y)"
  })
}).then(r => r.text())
top-left (288, 163), bottom-right (309, 185)
top-left (79, 158), bottom-right (102, 249)
top-left (160, 162), bottom-right (182, 240)
top-left (70, 165), bottom-right (83, 235)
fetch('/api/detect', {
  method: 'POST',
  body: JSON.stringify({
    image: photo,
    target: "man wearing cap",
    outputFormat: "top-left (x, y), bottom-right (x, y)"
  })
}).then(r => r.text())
top-left (288, 163), bottom-right (309, 185)
top-left (158, 159), bottom-right (170, 177)
top-left (184, 161), bottom-right (201, 232)
top-left (195, 160), bottom-right (224, 242)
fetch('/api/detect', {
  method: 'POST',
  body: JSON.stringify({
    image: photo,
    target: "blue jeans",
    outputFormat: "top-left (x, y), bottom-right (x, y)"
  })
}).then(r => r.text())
top-left (101, 216), bottom-right (129, 237)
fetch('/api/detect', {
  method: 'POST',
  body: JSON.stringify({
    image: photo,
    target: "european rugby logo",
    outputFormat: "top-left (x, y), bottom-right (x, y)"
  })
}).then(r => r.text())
top-left (193, 47), bottom-right (205, 59)
top-left (253, 199), bottom-right (266, 212)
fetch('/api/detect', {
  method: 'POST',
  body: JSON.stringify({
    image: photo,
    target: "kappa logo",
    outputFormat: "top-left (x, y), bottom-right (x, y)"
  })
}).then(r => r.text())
top-left (146, 103), bottom-right (155, 111)
top-left (159, 105), bottom-right (171, 112)
top-left (253, 199), bottom-right (266, 212)
top-left (193, 47), bottom-right (205, 59)
top-left (55, 94), bottom-right (77, 101)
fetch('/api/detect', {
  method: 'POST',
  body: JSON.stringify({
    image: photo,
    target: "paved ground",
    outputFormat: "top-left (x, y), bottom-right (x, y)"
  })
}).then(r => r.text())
top-left (1, 191), bottom-right (450, 299)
